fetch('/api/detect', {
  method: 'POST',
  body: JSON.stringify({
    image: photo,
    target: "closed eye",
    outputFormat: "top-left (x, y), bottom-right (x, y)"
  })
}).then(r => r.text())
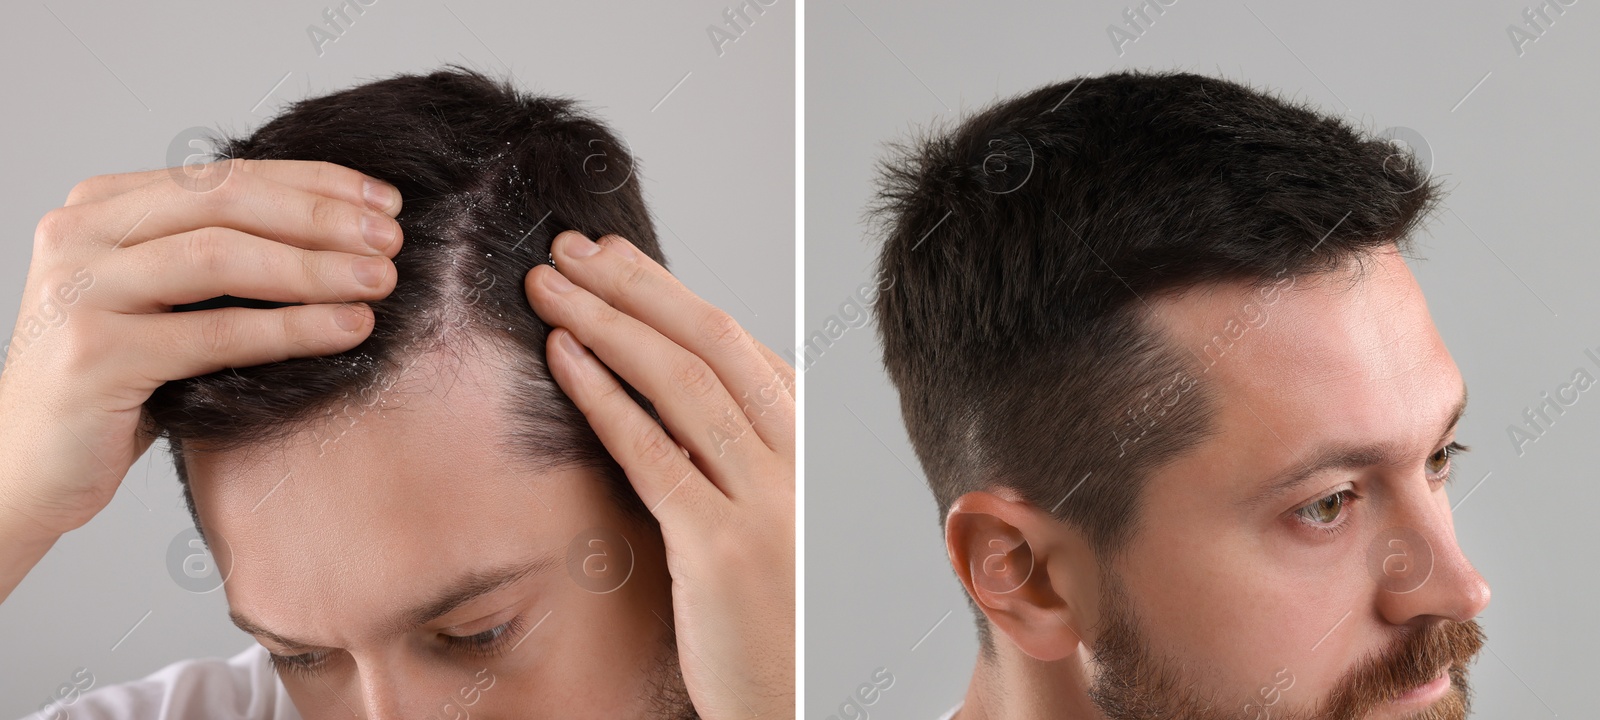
top-left (442, 614), bottom-right (528, 657)
top-left (265, 614), bottom-right (531, 681)
top-left (267, 650), bottom-right (328, 679)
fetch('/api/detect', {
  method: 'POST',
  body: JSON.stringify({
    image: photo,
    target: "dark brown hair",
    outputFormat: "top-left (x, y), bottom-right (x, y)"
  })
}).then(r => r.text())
top-left (868, 69), bottom-right (1443, 644)
top-left (144, 65), bottom-right (664, 538)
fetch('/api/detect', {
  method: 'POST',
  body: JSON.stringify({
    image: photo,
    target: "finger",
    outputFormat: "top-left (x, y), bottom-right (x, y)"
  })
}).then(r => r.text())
top-left (526, 264), bottom-right (768, 494)
top-left (122, 302), bottom-right (374, 384)
top-left (95, 227), bottom-right (395, 313)
top-left (545, 328), bottom-right (728, 525)
top-left (602, 233), bottom-right (797, 430)
top-left (64, 159), bottom-right (403, 217)
top-left (753, 339), bottom-right (796, 400)
top-left (747, 339), bottom-right (796, 458)
top-left (52, 165), bottom-right (403, 258)
top-left (549, 231), bottom-right (794, 453)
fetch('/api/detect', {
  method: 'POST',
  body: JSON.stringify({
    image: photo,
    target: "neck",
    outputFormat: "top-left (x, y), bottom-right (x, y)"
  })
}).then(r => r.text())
top-left (957, 642), bottom-right (1105, 720)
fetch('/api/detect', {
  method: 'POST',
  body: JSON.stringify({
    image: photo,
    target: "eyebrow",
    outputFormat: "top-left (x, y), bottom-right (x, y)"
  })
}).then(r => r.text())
top-left (229, 552), bottom-right (561, 651)
top-left (1239, 383), bottom-right (1468, 511)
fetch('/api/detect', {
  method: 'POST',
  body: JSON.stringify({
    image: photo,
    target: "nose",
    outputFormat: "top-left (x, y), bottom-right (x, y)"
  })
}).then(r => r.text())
top-left (1373, 483), bottom-right (1491, 626)
top-left (341, 653), bottom-right (458, 720)
top-left (355, 667), bottom-right (406, 720)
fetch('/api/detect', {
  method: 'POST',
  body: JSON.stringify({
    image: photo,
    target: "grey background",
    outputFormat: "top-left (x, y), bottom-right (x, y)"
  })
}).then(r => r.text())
top-left (806, 1), bottom-right (1596, 718)
top-left (0, 0), bottom-right (792, 715)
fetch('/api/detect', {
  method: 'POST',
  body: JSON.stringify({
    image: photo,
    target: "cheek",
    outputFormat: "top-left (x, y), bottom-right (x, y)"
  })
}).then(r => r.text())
top-left (1120, 532), bottom-right (1369, 704)
top-left (485, 591), bottom-right (660, 709)
top-left (477, 530), bottom-right (676, 713)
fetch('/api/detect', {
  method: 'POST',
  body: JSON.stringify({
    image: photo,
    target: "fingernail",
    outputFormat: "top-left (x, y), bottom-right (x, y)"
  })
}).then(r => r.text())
top-left (563, 232), bottom-right (601, 258)
top-left (361, 213), bottom-right (396, 251)
top-left (353, 256), bottom-right (387, 288)
top-left (556, 329), bottom-right (585, 357)
top-left (336, 304), bottom-right (368, 331)
top-left (363, 180), bottom-right (396, 212)
top-left (543, 268), bottom-right (576, 293)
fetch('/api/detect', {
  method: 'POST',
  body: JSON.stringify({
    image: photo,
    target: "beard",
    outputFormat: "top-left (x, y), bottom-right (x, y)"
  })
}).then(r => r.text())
top-left (1084, 569), bottom-right (1485, 720)
top-left (646, 616), bottom-right (701, 720)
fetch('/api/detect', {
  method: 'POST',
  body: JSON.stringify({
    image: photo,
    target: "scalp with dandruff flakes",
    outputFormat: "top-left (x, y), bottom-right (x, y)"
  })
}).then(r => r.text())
top-left (144, 64), bottom-right (668, 538)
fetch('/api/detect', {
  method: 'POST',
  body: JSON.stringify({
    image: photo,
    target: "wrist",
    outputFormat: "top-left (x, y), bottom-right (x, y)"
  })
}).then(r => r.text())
top-left (0, 467), bottom-right (69, 548)
top-left (0, 495), bottom-right (65, 549)
top-left (0, 491), bottom-right (65, 604)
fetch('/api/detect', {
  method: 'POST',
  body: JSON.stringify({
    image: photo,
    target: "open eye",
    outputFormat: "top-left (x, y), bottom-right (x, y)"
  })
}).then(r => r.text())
top-left (1292, 484), bottom-right (1363, 537)
top-left (1295, 489), bottom-right (1354, 528)
top-left (1426, 441), bottom-right (1467, 483)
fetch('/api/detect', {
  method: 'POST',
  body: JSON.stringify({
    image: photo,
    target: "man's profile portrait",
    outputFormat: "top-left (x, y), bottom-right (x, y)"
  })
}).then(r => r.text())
top-left (864, 69), bottom-right (1489, 720)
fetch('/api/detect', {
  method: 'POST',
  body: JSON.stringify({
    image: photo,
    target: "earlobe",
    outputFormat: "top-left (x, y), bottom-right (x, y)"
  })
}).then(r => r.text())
top-left (946, 491), bottom-right (1089, 662)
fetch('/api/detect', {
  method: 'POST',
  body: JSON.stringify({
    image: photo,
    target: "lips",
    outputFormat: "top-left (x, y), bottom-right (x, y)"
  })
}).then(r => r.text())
top-left (1389, 665), bottom-right (1450, 704)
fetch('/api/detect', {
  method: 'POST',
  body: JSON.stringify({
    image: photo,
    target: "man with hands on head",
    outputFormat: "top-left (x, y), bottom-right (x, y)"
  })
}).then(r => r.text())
top-left (0, 67), bottom-right (792, 719)
top-left (530, 229), bottom-right (796, 719)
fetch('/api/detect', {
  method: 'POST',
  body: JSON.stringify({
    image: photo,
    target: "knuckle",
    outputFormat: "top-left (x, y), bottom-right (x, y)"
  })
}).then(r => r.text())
top-left (55, 321), bottom-right (111, 378)
top-left (670, 357), bottom-right (720, 400)
top-left (587, 372), bottom-right (630, 403)
top-left (204, 167), bottom-right (245, 204)
top-left (65, 177), bottom-right (102, 206)
top-left (33, 207), bottom-right (73, 253)
top-left (696, 309), bottom-right (747, 354)
top-left (279, 307), bottom-right (300, 356)
top-left (634, 427), bottom-right (682, 468)
top-left (616, 261), bottom-right (653, 295)
top-left (320, 248), bottom-right (355, 285)
top-left (592, 301), bottom-right (626, 331)
top-left (304, 161), bottom-right (335, 196)
top-left (320, 161), bottom-right (361, 197)
top-left (194, 313), bottom-right (238, 358)
top-left (308, 194), bottom-right (344, 235)
top-left (184, 229), bottom-right (231, 275)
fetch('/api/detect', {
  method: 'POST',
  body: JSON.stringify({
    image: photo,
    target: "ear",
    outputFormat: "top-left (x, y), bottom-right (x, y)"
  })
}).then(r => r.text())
top-left (946, 490), bottom-right (1095, 661)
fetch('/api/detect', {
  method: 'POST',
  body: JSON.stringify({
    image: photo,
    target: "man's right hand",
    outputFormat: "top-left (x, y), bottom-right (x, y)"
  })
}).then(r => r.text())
top-left (0, 159), bottom-right (402, 602)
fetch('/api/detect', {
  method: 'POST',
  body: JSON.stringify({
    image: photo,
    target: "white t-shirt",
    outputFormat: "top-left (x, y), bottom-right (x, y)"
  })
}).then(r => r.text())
top-left (936, 705), bottom-right (961, 720)
top-left (21, 644), bottom-right (298, 720)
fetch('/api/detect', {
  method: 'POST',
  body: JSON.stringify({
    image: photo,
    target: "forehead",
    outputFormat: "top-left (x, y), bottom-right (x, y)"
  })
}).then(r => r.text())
top-left (1144, 249), bottom-right (1461, 489)
top-left (183, 345), bottom-right (616, 629)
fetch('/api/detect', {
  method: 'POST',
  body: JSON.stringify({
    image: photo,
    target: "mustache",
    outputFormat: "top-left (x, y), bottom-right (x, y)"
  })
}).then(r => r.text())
top-left (1318, 618), bottom-right (1485, 718)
